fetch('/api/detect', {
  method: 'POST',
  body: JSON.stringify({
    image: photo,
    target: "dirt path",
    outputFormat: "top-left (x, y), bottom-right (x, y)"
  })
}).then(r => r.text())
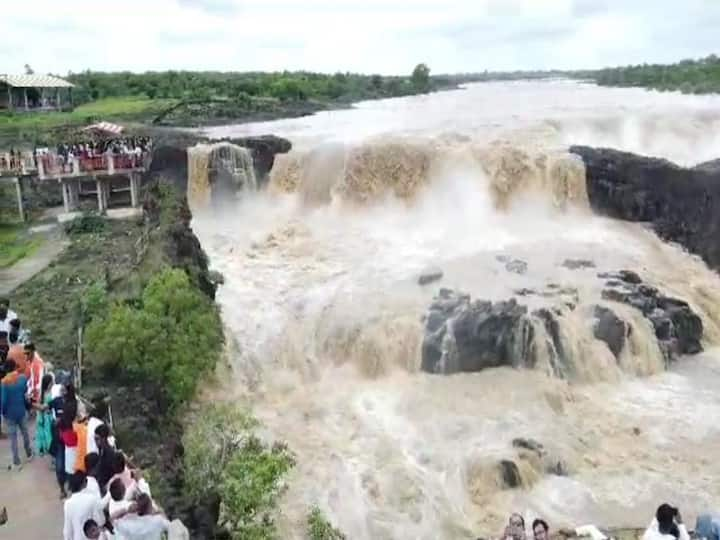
top-left (0, 225), bottom-right (68, 296)
top-left (0, 423), bottom-right (64, 538)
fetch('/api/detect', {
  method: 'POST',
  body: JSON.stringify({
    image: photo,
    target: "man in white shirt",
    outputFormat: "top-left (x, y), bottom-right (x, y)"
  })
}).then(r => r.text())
top-left (63, 472), bottom-right (106, 540)
top-left (0, 299), bottom-right (17, 335)
top-left (112, 493), bottom-right (170, 540)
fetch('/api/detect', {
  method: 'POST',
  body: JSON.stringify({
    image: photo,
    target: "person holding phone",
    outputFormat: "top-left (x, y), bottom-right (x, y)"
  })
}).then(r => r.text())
top-left (643, 503), bottom-right (690, 540)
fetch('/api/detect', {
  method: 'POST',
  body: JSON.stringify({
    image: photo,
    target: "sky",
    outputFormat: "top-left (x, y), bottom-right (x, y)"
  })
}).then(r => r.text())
top-left (1, 0), bottom-right (719, 75)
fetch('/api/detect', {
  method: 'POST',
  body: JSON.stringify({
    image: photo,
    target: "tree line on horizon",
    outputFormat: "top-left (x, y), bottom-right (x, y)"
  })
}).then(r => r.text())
top-left (442, 54), bottom-right (720, 95)
top-left (63, 63), bottom-right (440, 105)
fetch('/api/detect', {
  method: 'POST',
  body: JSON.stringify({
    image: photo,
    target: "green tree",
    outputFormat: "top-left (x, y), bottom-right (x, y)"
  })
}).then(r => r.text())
top-left (411, 63), bottom-right (431, 92)
top-left (86, 267), bottom-right (223, 410)
top-left (183, 404), bottom-right (296, 539)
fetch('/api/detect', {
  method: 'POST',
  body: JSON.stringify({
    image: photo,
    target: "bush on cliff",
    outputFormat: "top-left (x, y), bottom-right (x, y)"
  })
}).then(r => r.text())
top-left (307, 507), bottom-right (347, 540)
top-left (183, 403), bottom-right (296, 540)
top-left (86, 267), bottom-right (222, 410)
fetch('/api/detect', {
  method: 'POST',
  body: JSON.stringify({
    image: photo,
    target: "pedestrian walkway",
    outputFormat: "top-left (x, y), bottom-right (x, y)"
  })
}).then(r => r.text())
top-left (0, 427), bottom-right (63, 538)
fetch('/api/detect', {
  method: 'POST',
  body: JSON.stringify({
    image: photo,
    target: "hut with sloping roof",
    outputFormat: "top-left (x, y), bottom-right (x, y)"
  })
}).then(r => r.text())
top-left (0, 74), bottom-right (74, 112)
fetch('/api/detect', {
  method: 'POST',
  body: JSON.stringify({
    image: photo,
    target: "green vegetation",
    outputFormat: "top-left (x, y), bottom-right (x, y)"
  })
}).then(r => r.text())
top-left (183, 403), bottom-right (296, 540)
top-left (0, 64), bottom-right (453, 144)
top-left (0, 222), bottom-right (42, 268)
top-left (585, 54), bottom-right (720, 94)
top-left (66, 65), bottom-right (445, 106)
top-left (85, 268), bottom-right (222, 410)
top-left (307, 507), bottom-right (347, 540)
top-left (0, 97), bottom-right (177, 146)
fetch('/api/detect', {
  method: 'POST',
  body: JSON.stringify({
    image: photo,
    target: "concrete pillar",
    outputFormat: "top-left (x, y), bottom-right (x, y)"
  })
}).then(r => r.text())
top-left (62, 179), bottom-right (71, 213)
top-left (130, 173), bottom-right (140, 207)
top-left (23, 88), bottom-right (29, 111)
top-left (96, 179), bottom-right (107, 213)
top-left (61, 179), bottom-right (80, 212)
top-left (37, 157), bottom-right (45, 179)
top-left (14, 177), bottom-right (25, 222)
top-left (70, 179), bottom-right (80, 208)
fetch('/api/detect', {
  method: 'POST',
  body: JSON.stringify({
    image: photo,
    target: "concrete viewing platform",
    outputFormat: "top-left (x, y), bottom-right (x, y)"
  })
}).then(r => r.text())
top-left (1, 152), bottom-right (148, 221)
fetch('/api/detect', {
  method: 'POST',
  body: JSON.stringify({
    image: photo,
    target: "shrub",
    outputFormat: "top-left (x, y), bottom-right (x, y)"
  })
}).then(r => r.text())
top-left (307, 507), bottom-right (347, 540)
top-left (183, 403), bottom-right (296, 540)
top-left (81, 280), bottom-right (109, 324)
top-left (85, 267), bottom-right (222, 409)
top-left (64, 213), bottom-right (108, 235)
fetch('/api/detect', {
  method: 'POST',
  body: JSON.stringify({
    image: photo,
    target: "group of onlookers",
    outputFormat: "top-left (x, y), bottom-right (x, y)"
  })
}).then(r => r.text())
top-left (0, 137), bottom-right (153, 175)
top-left (0, 297), bottom-right (171, 539)
top-left (496, 504), bottom-right (720, 540)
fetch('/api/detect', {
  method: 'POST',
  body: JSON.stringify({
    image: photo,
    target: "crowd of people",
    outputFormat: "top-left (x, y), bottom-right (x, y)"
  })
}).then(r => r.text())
top-left (0, 297), bottom-right (172, 540)
top-left (494, 505), bottom-right (720, 540)
top-left (0, 137), bottom-right (152, 175)
top-left (3, 294), bottom-right (720, 539)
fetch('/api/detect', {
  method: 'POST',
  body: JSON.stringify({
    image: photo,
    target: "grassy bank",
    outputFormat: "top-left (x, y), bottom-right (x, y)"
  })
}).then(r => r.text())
top-left (0, 97), bottom-right (177, 147)
top-left (0, 222), bottom-right (42, 268)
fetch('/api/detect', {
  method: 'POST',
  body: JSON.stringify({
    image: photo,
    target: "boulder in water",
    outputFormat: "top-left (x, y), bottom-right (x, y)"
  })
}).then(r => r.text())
top-left (418, 267), bottom-right (444, 286)
top-left (498, 460), bottom-right (523, 489)
top-left (504, 258), bottom-right (528, 275)
top-left (422, 290), bottom-right (535, 374)
top-left (592, 305), bottom-right (629, 359)
top-left (600, 270), bottom-right (703, 360)
top-left (562, 259), bottom-right (596, 270)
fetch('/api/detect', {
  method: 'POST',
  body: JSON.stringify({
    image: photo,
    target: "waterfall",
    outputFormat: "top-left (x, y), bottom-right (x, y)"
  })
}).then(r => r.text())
top-left (187, 142), bottom-right (257, 210)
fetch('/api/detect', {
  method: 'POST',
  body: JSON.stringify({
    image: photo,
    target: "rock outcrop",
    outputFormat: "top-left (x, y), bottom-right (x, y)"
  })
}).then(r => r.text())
top-left (599, 270), bottom-right (703, 361)
top-left (422, 270), bottom-right (704, 375)
top-left (421, 289), bottom-right (536, 374)
top-left (144, 133), bottom-right (291, 195)
top-left (570, 145), bottom-right (720, 272)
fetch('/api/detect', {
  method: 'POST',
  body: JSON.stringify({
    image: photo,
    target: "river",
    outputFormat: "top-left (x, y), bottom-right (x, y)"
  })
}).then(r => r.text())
top-left (193, 81), bottom-right (720, 539)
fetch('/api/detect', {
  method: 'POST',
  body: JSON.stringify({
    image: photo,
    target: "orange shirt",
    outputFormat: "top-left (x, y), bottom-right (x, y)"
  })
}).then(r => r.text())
top-left (74, 422), bottom-right (89, 473)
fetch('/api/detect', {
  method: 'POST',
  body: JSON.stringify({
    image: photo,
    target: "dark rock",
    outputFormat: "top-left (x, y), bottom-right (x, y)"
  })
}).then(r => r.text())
top-left (598, 271), bottom-right (703, 360)
top-left (144, 134), bottom-right (292, 195)
top-left (421, 291), bottom-right (535, 374)
top-left (499, 460), bottom-right (522, 489)
top-left (593, 305), bottom-right (628, 359)
top-left (512, 438), bottom-right (545, 456)
top-left (571, 146), bottom-right (720, 273)
top-left (226, 135), bottom-right (292, 186)
top-left (418, 267), bottom-right (444, 286)
top-left (533, 308), bottom-right (569, 378)
top-left (505, 259), bottom-right (528, 275)
top-left (562, 259), bottom-right (596, 270)
top-left (514, 288), bottom-right (536, 297)
top-left (617, 270), bottom-right (643, 285)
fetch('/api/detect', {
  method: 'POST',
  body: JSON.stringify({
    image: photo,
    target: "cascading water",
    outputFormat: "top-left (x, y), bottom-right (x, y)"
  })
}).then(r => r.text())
top-left (194, 81), bottom-right (720, 539)
top-left (187, 142), bottom-right (256, 210)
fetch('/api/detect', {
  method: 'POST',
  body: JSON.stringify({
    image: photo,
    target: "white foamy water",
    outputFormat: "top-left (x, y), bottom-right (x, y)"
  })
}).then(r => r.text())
top-left (193, 81), bottom-right (720, 538)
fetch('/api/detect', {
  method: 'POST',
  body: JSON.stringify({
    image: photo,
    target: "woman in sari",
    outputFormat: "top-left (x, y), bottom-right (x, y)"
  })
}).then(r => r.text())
top-left (34, 374), bottom-right (54, 456)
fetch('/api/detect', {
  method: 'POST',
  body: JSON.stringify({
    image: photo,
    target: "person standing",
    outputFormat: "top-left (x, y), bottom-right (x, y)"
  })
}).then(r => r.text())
top-left (24, 342), bottom-right (45, 406)
top-left (0, 299), bottom-right (17, 336)
top-left (0, 359), bottom-right (33, 470)
top-left (33, 374), bottom-right (55, 456)
top-left (63, 471), bottom-right (105, 540)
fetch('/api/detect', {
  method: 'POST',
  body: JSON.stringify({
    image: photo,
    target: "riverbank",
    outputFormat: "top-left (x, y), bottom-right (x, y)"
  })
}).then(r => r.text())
top-left (0, 75), bottom-right (460, 147)
top-left (8, 185), bottom-right (223, 536)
